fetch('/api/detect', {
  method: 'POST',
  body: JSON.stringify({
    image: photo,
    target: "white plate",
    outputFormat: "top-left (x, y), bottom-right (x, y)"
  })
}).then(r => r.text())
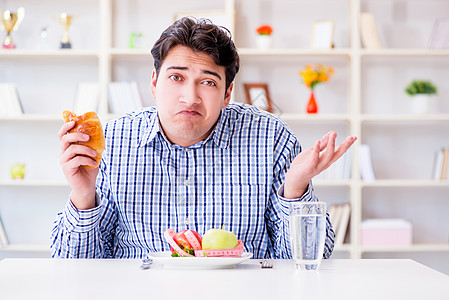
top-left (148, 251), bottom-right (253, 269)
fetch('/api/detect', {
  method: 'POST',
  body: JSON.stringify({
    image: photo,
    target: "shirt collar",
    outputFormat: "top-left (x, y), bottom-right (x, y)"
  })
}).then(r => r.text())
top-left (138, 107), bottom-right (232, 150)
top-left (137, 108), bottom-right (161, 148)
top-left (212, 107), bottom-right (232, 149)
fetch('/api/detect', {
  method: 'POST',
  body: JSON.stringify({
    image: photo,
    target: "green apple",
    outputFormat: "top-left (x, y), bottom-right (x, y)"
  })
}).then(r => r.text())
top-left (10, 163), bottom-right (25, 180)
top-left (202, 228), bottom-right (238, 250)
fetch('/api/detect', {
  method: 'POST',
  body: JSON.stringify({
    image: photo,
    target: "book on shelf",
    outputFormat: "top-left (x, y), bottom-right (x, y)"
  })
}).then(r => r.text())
top-left (359, 144), bottom-right (376, 182)
top-left (328, 205), bottom-right (341, 230)
top-left (0, 213), bottom-right (9, 247)
top-left (360, 12), bottom-right (382, 49)
top-left (442, 149), bottom-right (449, 180)
top-left (433, 148), bottom-right (449, 180)
top-left (427, 17), bottom-right (449, 49)
top-left (0, 83), bottom-right (24, 117)
top-left (73, 82), bottom-right (100, 114)
top-left (108, 81), bottom-right (143, 114)
top-left (329, 203), bottom-right (351, 246)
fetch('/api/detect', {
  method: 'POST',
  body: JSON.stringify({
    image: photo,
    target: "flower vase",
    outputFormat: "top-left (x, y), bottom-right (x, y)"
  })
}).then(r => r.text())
top-left (256, 35), bottom-right (272, 49)
top-left (410, 94), bottom-right (431, 114)
top-left (306, 90), bottom-right (318, 114)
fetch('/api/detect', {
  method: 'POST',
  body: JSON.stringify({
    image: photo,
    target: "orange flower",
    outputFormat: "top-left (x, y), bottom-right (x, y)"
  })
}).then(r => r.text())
top-left (256, 25), bottom-right (273, 35)
top-left (299, 64), bottom-right (334, 90)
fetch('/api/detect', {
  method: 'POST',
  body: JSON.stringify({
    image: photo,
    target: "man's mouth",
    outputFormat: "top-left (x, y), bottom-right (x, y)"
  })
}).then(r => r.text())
top-left (178, 110), bottom-right (201, 116)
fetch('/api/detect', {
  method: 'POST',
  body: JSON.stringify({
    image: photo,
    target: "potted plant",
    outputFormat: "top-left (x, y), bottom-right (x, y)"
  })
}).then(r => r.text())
top-left (255, 25), bottom-right (273, 49)
top-left (405, 80), bottom-right (438, 114)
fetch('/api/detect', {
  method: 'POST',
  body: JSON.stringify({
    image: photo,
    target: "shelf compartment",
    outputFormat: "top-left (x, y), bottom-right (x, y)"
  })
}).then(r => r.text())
top-left (235, 0), bottom-right (350, 49)
top-left (362, 188), bottom-right (449, 245)
top-left (0, 122), bottom-right (65, 183)
top-left (361, 0), bottom-right (449, 49)
top-left (0, 187), bottom-right (68, 245)
top-left (362, 122), bottom-right (449, 180)
top-left (238, 56), bottom-right (350, 115)
top-left (111, 0), bottom-right (229, 49)
top-left (0, 0), bottom-right (101, 51)
top-left (0, 57), bottom-right (99, 115)
top-left (361, 56), bottom-right (449, 115)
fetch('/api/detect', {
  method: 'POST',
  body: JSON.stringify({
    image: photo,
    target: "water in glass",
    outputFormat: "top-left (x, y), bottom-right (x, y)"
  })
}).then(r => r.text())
top-left (289, 202), bottom-right (326, 270)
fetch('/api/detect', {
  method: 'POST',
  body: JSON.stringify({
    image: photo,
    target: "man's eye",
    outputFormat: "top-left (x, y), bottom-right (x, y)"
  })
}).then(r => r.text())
top-left (203, 81), bottom-right (216, 87)
top-left (170, 75), bottom-right (182, 81)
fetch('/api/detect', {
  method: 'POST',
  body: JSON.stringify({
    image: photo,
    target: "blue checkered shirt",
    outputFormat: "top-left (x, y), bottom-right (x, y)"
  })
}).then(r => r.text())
top-left (51, 103), bottom-right (335, 259)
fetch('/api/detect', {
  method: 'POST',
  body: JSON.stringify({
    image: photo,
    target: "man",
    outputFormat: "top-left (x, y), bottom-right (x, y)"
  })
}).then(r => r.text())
top-left (52, 17), bottom-right (356, 259)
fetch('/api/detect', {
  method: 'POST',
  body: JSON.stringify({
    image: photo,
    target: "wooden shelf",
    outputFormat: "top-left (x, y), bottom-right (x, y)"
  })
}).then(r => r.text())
top-left (0, 244), bottom-right (50, 253)
top-left (361, 179), bottom-right (449, 188)
top-left (360, 49), bottom-right (449, 57)
top-left (334, 244), bottom-right (353, 252)
top-left (0, 180), bottom-right (69, 187)
top-left (313, 180), bottom-right (352, 187)
top-left (362, 244), bottom-right (449, 253)
top-left (109, 48), bottom-right (152, 57)
top-left (0, 114), bottom-right (62, 122)
top-left (361, 114), bottom-right (449, 122)
top-left (0, 49), bottom-right (100, 58)
top-left (238, 48), bottom-right (352, 57)
top-left (281, 113), bottom-right (351, 122)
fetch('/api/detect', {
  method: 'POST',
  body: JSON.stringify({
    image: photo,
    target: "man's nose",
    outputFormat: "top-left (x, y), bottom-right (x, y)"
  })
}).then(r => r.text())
top-left (179, 83), bottom-right (201, 105)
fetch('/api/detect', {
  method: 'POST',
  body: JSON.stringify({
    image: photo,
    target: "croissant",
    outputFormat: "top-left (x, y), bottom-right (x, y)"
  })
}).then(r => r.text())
top-left (62, 110), bottom-right (105, 169)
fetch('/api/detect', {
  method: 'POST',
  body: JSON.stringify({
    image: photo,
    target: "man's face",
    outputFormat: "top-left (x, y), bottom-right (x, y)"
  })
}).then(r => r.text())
top-left (151, 45), bottom-right (233, 147)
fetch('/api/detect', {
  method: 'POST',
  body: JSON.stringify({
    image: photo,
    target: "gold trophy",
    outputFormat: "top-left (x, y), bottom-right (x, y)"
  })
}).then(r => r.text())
top-left (1, 7), bottom-right (25, 49)
top-left (59, 12), bottom-right (73, 49)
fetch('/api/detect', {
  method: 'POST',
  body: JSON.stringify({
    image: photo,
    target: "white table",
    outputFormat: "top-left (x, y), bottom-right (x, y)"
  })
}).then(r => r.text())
top-left (0, 258), bottom-right (448, 300)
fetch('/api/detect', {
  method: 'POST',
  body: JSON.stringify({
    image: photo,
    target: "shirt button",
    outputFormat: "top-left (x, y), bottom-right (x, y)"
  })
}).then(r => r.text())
top-left (185, 148), bottom-right (190, 152)
top-left (184, 179), bottom-right (191, 186)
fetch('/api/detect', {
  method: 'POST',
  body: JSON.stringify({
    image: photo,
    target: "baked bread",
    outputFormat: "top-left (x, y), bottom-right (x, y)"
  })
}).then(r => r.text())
top-left (62, 110), bottom-right (105, 169)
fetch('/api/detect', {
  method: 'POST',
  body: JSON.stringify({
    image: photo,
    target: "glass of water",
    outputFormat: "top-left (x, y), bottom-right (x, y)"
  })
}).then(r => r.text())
top-left (289, 202), bottom-right (327, 270)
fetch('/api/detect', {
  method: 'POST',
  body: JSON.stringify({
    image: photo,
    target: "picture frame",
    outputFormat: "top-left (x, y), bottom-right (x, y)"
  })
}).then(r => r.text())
top-left (174, 10), bottom-right (235, 35)
top-left (310, 19), bottom-right (335, 49)
top-left (243, 83), bottom-right (274, 113)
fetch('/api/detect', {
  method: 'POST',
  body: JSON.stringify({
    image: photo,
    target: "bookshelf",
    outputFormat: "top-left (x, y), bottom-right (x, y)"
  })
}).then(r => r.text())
top-left (0, 0), bottom-right (448, 274)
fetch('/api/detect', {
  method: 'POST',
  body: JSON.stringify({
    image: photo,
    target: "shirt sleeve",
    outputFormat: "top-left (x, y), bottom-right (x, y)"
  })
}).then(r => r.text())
top-left (264, 123), bottom-right (335, 259)
top-left (50, 160), bottom-right (118, 258)
top-left (50, 195), bottom-right (103, 258)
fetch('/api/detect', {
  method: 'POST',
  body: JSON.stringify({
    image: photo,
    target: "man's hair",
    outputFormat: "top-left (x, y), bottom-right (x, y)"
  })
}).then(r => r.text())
top-left (151, 17), bottom-right (240, 91)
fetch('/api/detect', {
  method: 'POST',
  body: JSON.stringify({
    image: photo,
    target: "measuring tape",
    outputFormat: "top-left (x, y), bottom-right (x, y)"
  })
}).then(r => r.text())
top-left (194, 240), bottom-right (244, 257)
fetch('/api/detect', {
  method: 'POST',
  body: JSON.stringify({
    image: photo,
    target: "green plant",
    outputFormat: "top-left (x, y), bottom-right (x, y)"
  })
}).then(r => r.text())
top-left (405, 80), bottom-right (437, 96)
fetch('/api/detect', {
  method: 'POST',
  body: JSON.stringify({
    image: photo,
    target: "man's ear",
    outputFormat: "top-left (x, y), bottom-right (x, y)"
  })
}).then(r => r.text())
top-left (150, 69), bottom-right (157, 98)
top-left (223, 82), bottom-right (233, 108)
